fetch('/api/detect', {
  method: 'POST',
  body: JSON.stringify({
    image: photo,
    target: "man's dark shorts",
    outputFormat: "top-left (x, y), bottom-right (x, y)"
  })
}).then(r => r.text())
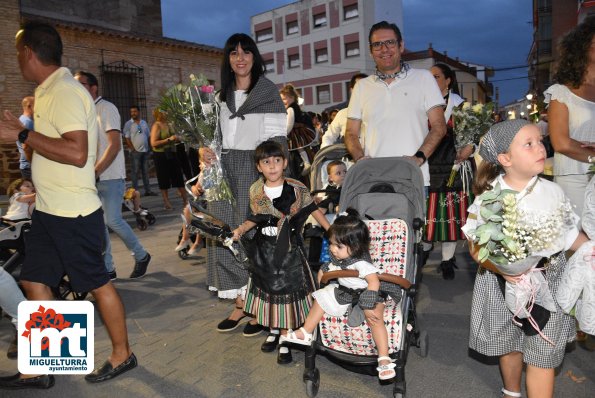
top-left (21, 208), bottom-right (109, 293)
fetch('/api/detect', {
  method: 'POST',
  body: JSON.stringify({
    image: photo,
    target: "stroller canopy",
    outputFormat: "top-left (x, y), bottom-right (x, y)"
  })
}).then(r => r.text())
top-left (338, 157), bottom-right (425, 222)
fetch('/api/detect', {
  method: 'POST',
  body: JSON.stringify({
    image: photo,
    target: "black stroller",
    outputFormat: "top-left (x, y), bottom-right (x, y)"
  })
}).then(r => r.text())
top-left (301, 157), bottom-right (428, 398)
top-left (0, 220), bottom-right (85, 300)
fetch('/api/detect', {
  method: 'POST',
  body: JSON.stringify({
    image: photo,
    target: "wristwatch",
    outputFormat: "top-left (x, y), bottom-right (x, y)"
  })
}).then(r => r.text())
top-left (414, 150), bottom-right (426, 164)
top-left (18, 128), bottom-right (30, 144)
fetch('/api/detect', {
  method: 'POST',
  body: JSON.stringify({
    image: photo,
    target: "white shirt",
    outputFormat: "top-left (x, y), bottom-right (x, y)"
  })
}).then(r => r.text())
top-left (544, 84), bottom-right (595, 176)
top-left (347, 69), bottom-right (445, 186)
top-left (462, 175), bottom-right (580, 255)
top-left (4, 193), bottom-right (30, 220)
top-left (95, 97), bottom-right (126, 180)
top-left (327, 260), bottom-right (379, 289)
top-left (219, 91), bottom-right (286, 150)
top-left (261, 184), bottom-right (283, 236)
top-left (321, 108), bottom-right (347, 148)
top-left (123, 118), bottom-right (150, 152)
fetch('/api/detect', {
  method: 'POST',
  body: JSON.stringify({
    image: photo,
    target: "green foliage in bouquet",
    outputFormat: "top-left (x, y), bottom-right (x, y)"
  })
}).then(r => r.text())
top-left (452, 102), bottom-right (494, 150)
top-left (159, 74), bottom-right (218, 148)
top-left (467, 182), bottom-right (524, 266)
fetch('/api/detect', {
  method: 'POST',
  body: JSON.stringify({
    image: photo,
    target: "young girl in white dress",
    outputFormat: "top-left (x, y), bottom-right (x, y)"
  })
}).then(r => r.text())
top-left (1, 179), bottom-right (35, 223)
top-left (280, 209), bottom-right (395, 380)
top-left (462, 120), bottom-right (588, 398)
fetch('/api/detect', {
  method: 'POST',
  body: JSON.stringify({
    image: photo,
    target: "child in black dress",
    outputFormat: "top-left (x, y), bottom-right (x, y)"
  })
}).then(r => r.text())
top-left (232, 140), bottom-right (330, 364)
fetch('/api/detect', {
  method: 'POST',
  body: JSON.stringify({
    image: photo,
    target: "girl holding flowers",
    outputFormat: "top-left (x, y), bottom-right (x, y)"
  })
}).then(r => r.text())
top-left (462, 120), bottom-right (588, 398)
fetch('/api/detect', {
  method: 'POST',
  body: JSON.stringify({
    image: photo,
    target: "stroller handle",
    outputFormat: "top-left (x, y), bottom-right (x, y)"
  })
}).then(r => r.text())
top-left (185, 197), bottom-right (248, 264)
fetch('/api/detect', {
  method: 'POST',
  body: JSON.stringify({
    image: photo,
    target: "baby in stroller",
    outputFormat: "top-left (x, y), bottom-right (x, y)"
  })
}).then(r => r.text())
top-left (314, 160), bottom-right (346, 215)
top-left (1, 178), bottom-right (35, 225)
top-left (281, 209), bottom-right (397, 380)
top-left (122, 187), bottom-right (155, 231)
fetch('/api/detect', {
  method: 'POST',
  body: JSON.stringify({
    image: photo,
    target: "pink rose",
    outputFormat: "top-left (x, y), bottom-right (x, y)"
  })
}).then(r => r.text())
top-left (200, 85), bottom-right (214, 93)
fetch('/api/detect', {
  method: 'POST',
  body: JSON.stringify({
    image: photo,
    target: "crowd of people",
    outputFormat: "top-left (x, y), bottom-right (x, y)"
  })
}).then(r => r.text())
top-left (0, 15), bottom-right (593, 397)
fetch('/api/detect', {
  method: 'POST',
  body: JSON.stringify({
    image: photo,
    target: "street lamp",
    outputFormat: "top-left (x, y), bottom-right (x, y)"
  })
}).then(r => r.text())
top-left (526, 93), bottom-right (533, 101)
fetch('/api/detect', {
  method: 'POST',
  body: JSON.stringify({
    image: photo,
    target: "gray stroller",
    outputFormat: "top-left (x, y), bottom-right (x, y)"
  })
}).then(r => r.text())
top-left (301, 156), bottom-right (428, 398)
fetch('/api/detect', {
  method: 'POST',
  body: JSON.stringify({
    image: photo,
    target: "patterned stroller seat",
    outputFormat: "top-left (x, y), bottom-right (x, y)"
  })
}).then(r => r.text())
top-left (302, 156), bottom-right (427, 398)
top-left (319, 218), bottom-right (408, 355)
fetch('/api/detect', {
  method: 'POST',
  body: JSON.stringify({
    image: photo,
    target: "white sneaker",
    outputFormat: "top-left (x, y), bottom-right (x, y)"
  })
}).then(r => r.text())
top-left (188, 246), bottom-right (202, 256)
top-left (175, 239), bottom-right (191, 252)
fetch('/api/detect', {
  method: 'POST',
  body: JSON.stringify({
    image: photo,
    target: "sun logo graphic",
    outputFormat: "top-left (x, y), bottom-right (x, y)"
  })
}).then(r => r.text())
top-left (18, 301), bottom-right (94, 374)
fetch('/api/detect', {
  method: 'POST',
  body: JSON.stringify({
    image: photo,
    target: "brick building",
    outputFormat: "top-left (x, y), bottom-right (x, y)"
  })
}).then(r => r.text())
top-left (0, 0), bottom-right (223, 193)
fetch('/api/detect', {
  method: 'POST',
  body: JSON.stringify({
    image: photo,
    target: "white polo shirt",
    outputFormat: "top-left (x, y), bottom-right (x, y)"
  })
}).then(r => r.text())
top-left (95, 97), bottom-right (126, 181)
top-left (347, 68), bottom-right (445, 185)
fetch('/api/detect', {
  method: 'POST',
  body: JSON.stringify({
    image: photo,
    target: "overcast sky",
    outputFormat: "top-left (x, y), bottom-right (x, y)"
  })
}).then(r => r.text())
top-left (161, 0), bottom-right (533, 106)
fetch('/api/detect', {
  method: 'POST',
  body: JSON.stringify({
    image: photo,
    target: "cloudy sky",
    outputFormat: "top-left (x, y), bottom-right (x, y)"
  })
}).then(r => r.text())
top-left (161, 0), bottom-right (533, 106)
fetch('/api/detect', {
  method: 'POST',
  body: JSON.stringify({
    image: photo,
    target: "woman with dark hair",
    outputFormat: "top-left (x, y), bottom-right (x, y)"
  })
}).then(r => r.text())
top-left (425, 63), bottom-right (476, 280)
top-left (544, 15), bottom-right (595, 347)
top-left (545, 15), bottom-right (595, 220)
top-left (194, 33), bottom-right (287, 339)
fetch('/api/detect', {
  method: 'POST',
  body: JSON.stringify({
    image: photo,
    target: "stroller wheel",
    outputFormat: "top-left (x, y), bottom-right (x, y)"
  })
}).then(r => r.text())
top-left (178, 249), bottom-right (189, 260)
top-left (304, 368), bottom-right (320, 398)
top-left (52, 278), bottom-right (88, 301)
top-left (418, 330), bottom-right (429, 358)
top-left (147, 213), bottom-right (156, 225)
top-left (393, 380), bottom-right (406, 398)
top-left (137, 219), bottom-right (148, 231)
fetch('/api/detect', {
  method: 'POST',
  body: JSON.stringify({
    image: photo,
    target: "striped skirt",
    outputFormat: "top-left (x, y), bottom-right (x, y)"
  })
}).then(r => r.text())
top-left (425, 190), bottom-right (473, 242)
top-left (243, 246), bottom-right (315, 329)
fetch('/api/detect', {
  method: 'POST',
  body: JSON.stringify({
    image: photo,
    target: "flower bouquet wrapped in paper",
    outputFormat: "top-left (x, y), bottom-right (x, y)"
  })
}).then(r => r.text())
top-left (160, 74), bottom-right (234, 203)
top-left (466, 181), bottom-right (576, 340)
top-left (446, 102), bottom-right (494, 188)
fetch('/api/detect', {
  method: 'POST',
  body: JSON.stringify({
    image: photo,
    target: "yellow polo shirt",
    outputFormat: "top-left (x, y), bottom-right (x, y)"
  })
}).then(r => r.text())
top-left (32, 67), bottom-right (101, 217)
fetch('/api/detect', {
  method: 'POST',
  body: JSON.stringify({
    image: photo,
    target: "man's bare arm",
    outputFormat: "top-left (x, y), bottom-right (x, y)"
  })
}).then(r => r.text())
top-left (0, 110), bottom-right (88, 167)
top-left (345, 118), bottom-right (364, 161)
top-left (95, 130), bottom-right (121, 176)
top-left (419, 106), bottom-right (447, 158)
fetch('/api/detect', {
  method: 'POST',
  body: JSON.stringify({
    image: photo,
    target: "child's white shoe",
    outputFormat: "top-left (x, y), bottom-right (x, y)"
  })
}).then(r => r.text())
top-left (187, 246), bottom-right (202, 256)
top-left (280, 327), bottom-right (314, 346)
top-left (175, 239), bottom-right (191, 252)
top-left (377, 356), bottom-right (396, 380)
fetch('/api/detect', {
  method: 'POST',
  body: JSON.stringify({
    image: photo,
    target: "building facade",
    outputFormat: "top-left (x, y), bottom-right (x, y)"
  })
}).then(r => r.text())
top-left (402, 47), bottom-right (493, 106)
top-left (0, 0), bottom-right (222, 193)
top-left (251, 0), bottom-right (404, 113)
top-left (528, 0), bottom-right (595, 100)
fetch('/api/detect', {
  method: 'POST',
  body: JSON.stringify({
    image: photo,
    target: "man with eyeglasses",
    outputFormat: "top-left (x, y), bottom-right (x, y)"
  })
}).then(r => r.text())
top-left (345, 20), bottom-right (446, 188)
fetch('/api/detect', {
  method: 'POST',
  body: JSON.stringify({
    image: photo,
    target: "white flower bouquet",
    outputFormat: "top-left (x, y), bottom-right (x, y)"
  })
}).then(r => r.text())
top-left (467, 182), bottom-right (575, 340)
top-left (160, 74), bottom-right (234, 203)
top-left (446, 102), bottom-right (494, 188)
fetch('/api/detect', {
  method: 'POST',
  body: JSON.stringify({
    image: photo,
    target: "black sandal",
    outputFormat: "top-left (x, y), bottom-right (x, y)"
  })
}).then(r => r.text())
top-left (216, 306), bottom-right (246, 332)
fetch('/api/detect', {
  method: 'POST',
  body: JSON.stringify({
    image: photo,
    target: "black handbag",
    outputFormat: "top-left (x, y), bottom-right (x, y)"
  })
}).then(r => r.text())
top-left (241, 231), bottom-right (304, 295)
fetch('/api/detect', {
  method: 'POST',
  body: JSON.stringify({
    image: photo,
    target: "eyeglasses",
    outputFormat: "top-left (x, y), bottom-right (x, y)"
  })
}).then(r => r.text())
top-left (370, 39), bottom-right (399, 51)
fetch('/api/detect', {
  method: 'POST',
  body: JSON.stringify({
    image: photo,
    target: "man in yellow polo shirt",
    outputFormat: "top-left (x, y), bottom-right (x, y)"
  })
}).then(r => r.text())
top-left (0, 21), bottom-right (137, 388)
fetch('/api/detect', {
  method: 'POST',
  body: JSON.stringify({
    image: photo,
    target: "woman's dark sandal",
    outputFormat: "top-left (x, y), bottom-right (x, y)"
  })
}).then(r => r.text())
top-left (84, 353), bottom-right (138, 383)
top-left (217, 306), bottom-right (246, 332)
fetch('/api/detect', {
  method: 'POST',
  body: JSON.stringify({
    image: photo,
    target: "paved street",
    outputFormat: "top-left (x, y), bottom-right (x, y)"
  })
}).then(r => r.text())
top-left (0, 190), bottom-right (593, 397)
